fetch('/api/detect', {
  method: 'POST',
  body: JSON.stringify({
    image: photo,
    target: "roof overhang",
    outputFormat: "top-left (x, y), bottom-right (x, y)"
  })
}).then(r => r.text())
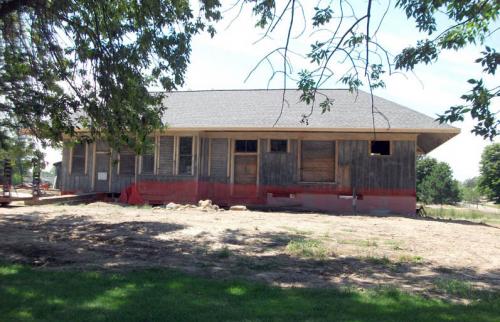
top-left (73, 127), bottom-right (460, 133)
top-left (416, 130), bottom-right (460, 154)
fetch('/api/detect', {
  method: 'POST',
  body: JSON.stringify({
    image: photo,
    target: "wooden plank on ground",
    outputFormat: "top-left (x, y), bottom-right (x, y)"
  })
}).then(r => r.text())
top-left (24, 193), bottom-right (102, 206)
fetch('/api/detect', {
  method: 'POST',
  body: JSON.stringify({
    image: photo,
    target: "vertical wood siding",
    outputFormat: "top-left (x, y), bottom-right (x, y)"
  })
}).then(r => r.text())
top-left (209, 138), bottom-right (229, 182)
top-left (61, 144), bottom-right (93, 192)
top-left (60, 136), bottom-right (416, 194)
top-left (259, 139), bottom-right (297, 186)
top-left (158, 136), bottom-right (174, 175)
top-left (337, 140), bottom-right (415, 190)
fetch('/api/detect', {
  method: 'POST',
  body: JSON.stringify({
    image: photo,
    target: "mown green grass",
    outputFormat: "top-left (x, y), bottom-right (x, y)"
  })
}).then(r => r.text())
top-left (1, 263), bottom-right (499, 322)
top-left (285, 238), bottom-right (330, 259)
top-left (425, 207), bottom-right (500, 226)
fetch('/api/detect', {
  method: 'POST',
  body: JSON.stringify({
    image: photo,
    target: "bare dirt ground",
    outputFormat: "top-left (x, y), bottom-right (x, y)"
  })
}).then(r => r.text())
top-left (0, 202), bottom-right (499, 299)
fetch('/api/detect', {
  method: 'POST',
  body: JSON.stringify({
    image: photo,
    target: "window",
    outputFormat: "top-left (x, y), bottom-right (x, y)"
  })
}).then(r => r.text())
top-left (178, 137), bottom-right (193, 175)
top-left (142, 154), bottom-right (154, 173)
top-left (300, 140), bottom-right (335, 182)
top-left (141, 140), bottom-right (155, 174)
top-left (370, 141), bottom-right (391, 156)
top-left (270, 139), bottom-right (287, 153)
top-left (120, 153), bottom-right (136, 175)
top-left (71, 143), bottom-right (86, 174)
top-left (235, 140), bottom-right (257, 153)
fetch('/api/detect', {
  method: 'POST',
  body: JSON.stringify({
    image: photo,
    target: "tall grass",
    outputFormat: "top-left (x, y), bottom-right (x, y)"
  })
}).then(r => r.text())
top-left (425, 207), bottom-right (500, 226)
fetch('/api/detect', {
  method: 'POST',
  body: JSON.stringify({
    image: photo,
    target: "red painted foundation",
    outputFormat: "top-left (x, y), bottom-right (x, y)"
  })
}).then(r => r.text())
top-left (115, 180), bottom-right (416, 215)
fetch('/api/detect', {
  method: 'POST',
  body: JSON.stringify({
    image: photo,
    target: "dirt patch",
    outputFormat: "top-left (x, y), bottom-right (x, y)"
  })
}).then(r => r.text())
top-left (0, 202), bottom-right (499, 300)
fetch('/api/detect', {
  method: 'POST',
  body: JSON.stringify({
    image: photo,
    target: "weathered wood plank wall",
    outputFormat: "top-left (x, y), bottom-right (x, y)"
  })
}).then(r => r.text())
top-left (60, 134), bottom-right (416, 194)
top-left (158, 136), bottom-right (174, 175)
top-left (209, 138), bottom-right (229, 182)
top-left (61, 144), bottom-right (93, 193)
top-left (259, 139), bottom-right (297, 186)
top-left (337, 140), bottom-right (415, 190)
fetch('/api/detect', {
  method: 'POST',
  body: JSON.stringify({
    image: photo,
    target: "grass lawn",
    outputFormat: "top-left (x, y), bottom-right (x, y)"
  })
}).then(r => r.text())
top-left (1, 263), bottom-right (499, 322)
top-left (425, 207), bottom-right (500, 226)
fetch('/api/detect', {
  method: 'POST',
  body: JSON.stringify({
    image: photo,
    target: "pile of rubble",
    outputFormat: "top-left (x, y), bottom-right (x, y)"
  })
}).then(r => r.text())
top-left (161, 199), bottom-right (247, 212)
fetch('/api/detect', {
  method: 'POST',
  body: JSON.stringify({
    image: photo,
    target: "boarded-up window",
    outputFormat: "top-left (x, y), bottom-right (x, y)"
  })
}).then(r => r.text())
top-left (158, 136), bottom-right (174, 175)
top-left (95, 140), bottom-right (109, 152)
top-left (270, 139), bottom-right (287, 153)
top-left (71, 143), bottom-right (86, 174)
top-left (138, 140), bottom-right (155, 174)
top-left (234, 155), bottom-right (257, 184)
top-left (142, 154), bottom-right (154, 173)
top-left (178, 137), bottom-right (193, 175)
top-left (300, 141), bottom-right (335, 182)
top-left (120, 153), bottom-right (135, 175)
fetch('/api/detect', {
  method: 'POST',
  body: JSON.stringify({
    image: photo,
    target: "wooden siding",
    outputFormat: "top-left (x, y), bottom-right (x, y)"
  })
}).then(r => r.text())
top-left (337, 140), bottom-right (415, 190)
top-left (158, 136), bottom-right (174, 175)
top-left (60, 133), bottom-right (416, 194)
top-left (94, 152), bottom-right (110, 192)
top-left (61, 144), bottom-right (93, 192)
top-left (300, 140), bottom-right (335, 182)
top-left (95, 140), bottom-right (109, 152)
top-left (234, 155), bottom-right (257, 184)
top-left (209, 138), bottom-right (229, 182)
top-left (259, 139), bottom-right (297, 186)
top-left (199, 138), bottom-right (209, 177)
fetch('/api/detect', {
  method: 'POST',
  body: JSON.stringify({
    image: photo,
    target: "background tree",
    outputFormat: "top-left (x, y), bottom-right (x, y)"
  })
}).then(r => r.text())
top-left (0, 0), bottom-right (221, 151)
top-left (478, 143), bottom-right (500, 203)
top-left (460, 177), bottom-right (481, 206)
top-left (243, 0), bottom-right (499, 139)
top-left (416, 157), bottom-right (461, 204)
top-left (0, 131), bottom-right (40, 185)
top-left (416, 156), bottom-right (437, 201)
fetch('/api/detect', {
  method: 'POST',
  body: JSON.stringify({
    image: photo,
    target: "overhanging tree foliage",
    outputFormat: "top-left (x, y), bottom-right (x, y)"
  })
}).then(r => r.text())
top-left (243, 0), bottom-right (499, 138)
top-left (0, 0), bottom-right (498, 148)
top-left (0, 0), bottom-right (221, 151)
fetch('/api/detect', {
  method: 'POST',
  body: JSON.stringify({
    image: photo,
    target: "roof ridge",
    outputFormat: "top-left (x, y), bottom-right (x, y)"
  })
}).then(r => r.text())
top-left (151, 88), bottom-right (365, 93)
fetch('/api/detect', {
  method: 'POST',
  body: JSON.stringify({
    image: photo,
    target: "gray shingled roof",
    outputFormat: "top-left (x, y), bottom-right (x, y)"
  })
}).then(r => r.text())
top-left (161, 89), bottom-right (457, 132)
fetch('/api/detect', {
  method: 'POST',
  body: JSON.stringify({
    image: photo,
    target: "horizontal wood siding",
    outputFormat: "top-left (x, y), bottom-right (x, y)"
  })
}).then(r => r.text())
top-left (300, 140), bottom-right (335, 182)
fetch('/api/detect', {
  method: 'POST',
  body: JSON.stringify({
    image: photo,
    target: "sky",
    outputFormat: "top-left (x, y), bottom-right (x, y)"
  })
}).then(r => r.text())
top-left (43, 1), bottom-right (499, 181)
